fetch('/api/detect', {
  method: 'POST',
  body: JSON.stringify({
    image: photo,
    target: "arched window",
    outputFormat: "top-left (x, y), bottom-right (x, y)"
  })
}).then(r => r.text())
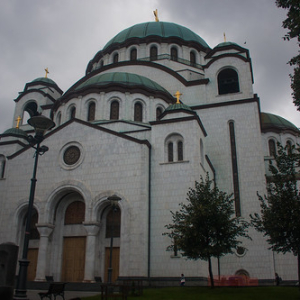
top-left (156, 107), bottom-right (163, 120)
top-left (190, 51), bottom-right (196, 66)
top-left (134, 102), bottom-right (143, 122)
top-left (0, 155), bottom-right (6, 179)
top-left (100, 60), bottom-right (104, 68)
top-left (168, 142), bottom-right (174, 162)
top-left (23, 208), bottom-right (39, 240)
top-left (70, 106), bottom-right (76, 120)
top-left (130, 48), bottom-right (137, 61)
top-left (229, 121), bottom-right (241, 217)
top-left (113, 53), bottom-right (119, 63)
top-left (56, 112), bottom-right (61, 127)
top-left (166, 134), bottom-right (184, 163)
top-left (150, 46), bottom-right (158, 61)
top-left (286, 140), bottom-right (292, 154)
top-left (64, 201), bottom-right (85, 225)
top-left (178, 141), bottom-right (183, 161)
top-left (171, 47), bottom-right (178, 61)
top-left (88, 102), bottom-right (96, 121)
top-left (106, 207), bottom-right (121, 238)
top-left (200, 139), bottom-right (204, 165)
top-left (269, 139), bottom-right (276, 156)
top-left (218, 68), bottom-right (240, 95)
top-left (23, 101), bottom-right (38, 124)
top-left (110, 101), bottom-right (119, 120)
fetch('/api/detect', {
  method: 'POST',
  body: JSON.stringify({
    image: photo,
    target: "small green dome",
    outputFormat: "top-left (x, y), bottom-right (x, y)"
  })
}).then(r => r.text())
top-left (103, 21), bottom-right (209, 50)
top-left (165, 102), bottom-right (193, 112)
top-left (261, 112), bottom-right (299, 133)
top-left (214, 41), bottom-right (240, 48)
top-left (1, 127), bottom-right (28, 139)
top-left (31, 77), bottom-right (57, 85)
top-left (75, 72), bottom-right (170, 95)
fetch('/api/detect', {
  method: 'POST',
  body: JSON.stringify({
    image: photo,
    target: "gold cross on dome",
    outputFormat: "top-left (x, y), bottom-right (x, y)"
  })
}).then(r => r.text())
top-left (174, 91), bottom-right (182, 104)
top-left (16, 116), bottom-right (22, 129)
top-left (153, 9), bottom-right (159, 22)
top-left (45, 67), bottom-right (49, 78)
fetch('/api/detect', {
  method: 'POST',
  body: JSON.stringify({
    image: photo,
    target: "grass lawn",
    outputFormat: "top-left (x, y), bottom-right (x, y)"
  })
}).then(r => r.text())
top-left (82, 286), bottom-right (300, 300)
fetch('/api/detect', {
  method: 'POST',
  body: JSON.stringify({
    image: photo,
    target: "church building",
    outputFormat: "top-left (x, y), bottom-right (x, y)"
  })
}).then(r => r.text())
top-left (0, 18), bottom-right (299, 285)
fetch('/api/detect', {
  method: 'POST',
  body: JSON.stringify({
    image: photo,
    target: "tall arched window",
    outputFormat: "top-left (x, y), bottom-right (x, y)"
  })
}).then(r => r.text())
top-left (130, 48), bottom-right (137, 61)
top-left (178, 141), bottom-right (183, 161)
top-left (134, 102), bottom-right (143, 122)
top-left (229, 121), bottom-right (241, 217)
top-left (286, 140), bottom-right (292, 154)
top-left (110, 101), bottom-right (119, 120)
top-left (150, 46), bottom-right (158, 61)
top-left (64, 201), bottom-right (85, 225)
top-left (0, 155), bottom-right (6, 179)
top-left (56, 112), bottom-right (61, 127)
top-left (171, 47), bottom-right (178, 61)
top-left (190, 51), bottom-right (196, 66)
top-left (200, 139), bottom-right (204, 165)
top-left (70, 106), bottom-right (76, 120)
top-left (156, 107), bottom-right (163, 120)
top-left (269, 139), bottom-right (276, 157)
top-left (113, 53), bottom-right (119, 63)
top-left (88, 102), bottom-right (96, 121)
top-left (106, 207), bottom-right (121, 238)
top-left (218, 68), bottom-right (240, 95)
top-left (168, 142), bottom-right (174, 162)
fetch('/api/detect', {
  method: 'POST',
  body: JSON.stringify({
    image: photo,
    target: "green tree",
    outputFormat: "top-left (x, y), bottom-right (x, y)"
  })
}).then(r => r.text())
top-left (164, 174), bottom-right (250, 288)
top-left (251, 143), bottom-right (300, 283)
top-left (276, 0), bottom-right (300, 109)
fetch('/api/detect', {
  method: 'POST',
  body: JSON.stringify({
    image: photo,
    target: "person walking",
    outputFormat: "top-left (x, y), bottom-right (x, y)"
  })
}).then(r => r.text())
top-left (180, 274), bottom-right (185, 286)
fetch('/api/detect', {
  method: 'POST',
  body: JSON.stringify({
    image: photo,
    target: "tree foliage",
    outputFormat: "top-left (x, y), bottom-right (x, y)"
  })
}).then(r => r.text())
top-left (164, 174), bottom-right (250, 288)
top-left (250, 143), bottom-right (300, 282)
top-left (276, 0), bottom-right (300, 109)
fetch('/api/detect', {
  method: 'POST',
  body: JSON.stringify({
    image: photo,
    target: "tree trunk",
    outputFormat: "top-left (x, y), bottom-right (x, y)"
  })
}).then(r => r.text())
top-left (208, 256), bottom-right (214, 288)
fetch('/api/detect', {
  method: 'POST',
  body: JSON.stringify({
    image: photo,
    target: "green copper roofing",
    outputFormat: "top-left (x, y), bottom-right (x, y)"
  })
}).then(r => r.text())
top-left (75, 72), bottom-right (170, 94)
top-left (215, 41), bottom-right (240, 48)
top-left (103, 22), bottom-right (209, 50)
top-left (261, 112), bottom-right (299, 132)
top-left (31, 77), bottom-right (57, 85)
top-left (1, 127), bottom-right (28, 139)
top-left (165, 102), bottom-right (193, 112)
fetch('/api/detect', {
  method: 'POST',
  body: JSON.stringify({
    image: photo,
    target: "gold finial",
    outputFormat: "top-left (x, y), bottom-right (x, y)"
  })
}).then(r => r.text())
top-left (16, 116), bottom-right (22, 129)
top-left (153, 9), bottom-right (159, 22)
top-left (174, 91), bottom-right (182, 104)
top-left (45, 67), bottom-right (49, 78)
top-left (223, 32), bottom-right (226, 42)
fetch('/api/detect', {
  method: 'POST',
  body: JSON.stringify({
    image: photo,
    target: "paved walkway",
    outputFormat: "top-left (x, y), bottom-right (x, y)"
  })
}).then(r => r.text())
top-left (26, 290), bottom-right (100, 300)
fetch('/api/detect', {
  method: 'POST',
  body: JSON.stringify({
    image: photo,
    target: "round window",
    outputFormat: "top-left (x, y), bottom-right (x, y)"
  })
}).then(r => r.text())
top-left (63, 146), bottom-right (81, 165)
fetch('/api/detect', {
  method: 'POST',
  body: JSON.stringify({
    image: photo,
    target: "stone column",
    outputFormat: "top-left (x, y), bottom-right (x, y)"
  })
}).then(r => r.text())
top-left (35, 224), bottom-right (55, 281)
top-left (83, 222), bottom-right (100, 282)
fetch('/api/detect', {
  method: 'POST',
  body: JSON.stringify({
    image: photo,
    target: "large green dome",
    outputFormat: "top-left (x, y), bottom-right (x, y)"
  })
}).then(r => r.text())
top-left (261, 112), bottom-right (299, 133)
top-left (103, 21), bottom-right (209, 50)
top-left (75, 72), bottom-right (170, 95)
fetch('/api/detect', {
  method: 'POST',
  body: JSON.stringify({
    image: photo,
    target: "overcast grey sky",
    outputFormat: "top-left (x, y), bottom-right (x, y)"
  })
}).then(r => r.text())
top-left (0, 0), bottom-right (299, 134)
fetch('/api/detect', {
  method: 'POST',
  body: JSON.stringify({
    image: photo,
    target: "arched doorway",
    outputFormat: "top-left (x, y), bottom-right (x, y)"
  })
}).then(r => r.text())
top-left (61, 200), bottom-right (86, 282)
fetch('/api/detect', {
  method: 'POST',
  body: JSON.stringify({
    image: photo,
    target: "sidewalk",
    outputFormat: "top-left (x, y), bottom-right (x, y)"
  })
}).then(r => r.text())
top-left (26, 290), bottom-right (100, 300)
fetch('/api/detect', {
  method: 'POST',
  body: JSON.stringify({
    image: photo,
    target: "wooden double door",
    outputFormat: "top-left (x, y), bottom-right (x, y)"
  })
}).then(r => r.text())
top-left (61, 237), bottom-right (120, 282)
top-left (61, 237), bottom-right (86, 282)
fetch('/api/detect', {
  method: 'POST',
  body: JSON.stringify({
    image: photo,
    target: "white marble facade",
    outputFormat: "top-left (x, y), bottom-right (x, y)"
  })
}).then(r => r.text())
top-left (0, 21), bottom-right (299, 284)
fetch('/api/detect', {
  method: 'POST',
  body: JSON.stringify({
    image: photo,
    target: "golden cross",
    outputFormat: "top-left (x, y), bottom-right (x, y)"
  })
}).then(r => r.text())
top-left (153, 9), bottom-right (159, 22)
top-left (223, 32), bottom-right (226, 42)
top-left (174, 91), bottom-right (182, 104)
top-left (45, 67), bottom-right (49, 78)
top-left (16, 116), bottom-right (22, 129)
